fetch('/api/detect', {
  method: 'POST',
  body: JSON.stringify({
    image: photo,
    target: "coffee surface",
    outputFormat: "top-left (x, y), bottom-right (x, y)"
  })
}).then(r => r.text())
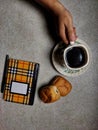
top-left (66, 47), bottom-right (86, 68)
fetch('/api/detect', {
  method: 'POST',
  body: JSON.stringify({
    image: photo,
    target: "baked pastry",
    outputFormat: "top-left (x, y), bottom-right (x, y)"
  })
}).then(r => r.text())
top-left (39, 76), bottom-right (72, 103)
top-left (39, 85), bottom-right (60, 103)
top-left (51, 76), bottom-right (72, 96)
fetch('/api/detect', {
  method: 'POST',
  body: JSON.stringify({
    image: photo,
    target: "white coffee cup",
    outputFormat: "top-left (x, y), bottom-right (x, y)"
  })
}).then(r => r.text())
top-left (56, 39), bottom-right (90, 70)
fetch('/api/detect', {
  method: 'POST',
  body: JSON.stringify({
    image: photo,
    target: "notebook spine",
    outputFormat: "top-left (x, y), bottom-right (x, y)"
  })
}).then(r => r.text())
top-left (1, 55), bottom-right (9, 93)
top-left (29, 63), bottom-right (40, 105)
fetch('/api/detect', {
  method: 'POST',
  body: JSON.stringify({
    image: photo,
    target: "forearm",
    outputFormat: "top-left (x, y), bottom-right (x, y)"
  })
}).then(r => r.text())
top-left (35, 0), bottom-right (66, 15)
top-left (35, 0), bottom-right (57, 9)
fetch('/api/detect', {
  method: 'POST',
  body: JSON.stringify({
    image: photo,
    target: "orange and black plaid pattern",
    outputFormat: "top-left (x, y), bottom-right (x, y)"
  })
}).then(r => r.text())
top-left (3, 57), bottom-right (39, 105)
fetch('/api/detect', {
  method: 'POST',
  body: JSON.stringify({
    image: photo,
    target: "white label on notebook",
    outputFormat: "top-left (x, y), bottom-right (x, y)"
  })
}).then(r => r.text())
top-left (11, 82), bottom-right (28, 95)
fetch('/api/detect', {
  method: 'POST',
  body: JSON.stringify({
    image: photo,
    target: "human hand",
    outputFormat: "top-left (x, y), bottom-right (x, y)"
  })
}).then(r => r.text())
top-left (35, 0), bottom-right (77, 44)
top-left (52, 1), bottom-right (77, 44)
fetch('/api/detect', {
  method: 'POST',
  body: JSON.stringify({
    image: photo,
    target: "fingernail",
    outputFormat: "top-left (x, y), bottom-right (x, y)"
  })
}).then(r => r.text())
top-left (70, 41), bottom-right (75, 45)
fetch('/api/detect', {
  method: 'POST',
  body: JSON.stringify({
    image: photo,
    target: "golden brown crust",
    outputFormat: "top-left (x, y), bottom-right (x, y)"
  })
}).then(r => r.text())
top-left (52, 76), bottom-right (72, 96)
top-left (39, 85), bottom-right (60, 103)
top-left (39, 76), bottom-right (72, 103)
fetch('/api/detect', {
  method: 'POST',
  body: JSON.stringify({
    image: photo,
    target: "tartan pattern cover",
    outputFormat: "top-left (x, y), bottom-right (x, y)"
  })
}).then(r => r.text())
top-left (2, 55), bottom-right (39, 105)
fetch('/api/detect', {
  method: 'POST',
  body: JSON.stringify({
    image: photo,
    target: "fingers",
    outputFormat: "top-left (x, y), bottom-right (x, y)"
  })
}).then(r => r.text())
top-left (66, 23), bottom-right (77, 42)
top-left (59, 25), bottom-right (77, 44)
top-left (59, 23), bottom-right (69, 44)
top-left (58, 17), bottom-right (77, 44)
top-left (57, 11), bottom-right (77, 44)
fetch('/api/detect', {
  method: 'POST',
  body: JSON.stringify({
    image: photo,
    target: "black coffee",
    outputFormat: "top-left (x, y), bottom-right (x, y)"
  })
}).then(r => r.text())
top-left (66, 47), bottom-right (86, 68)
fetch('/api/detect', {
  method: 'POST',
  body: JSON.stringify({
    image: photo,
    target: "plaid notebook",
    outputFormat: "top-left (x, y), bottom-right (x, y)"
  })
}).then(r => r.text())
top-left (1, 55), bottom-right (40, 105)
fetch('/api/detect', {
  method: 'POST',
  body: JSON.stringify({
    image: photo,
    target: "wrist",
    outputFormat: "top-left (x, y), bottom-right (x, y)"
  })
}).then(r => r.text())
top-left (50, 1), bottom-right (65, 15)
top-left (35, 0), bottom-right (65, 15)
top-left (35, 0), bottom-right (57, 8)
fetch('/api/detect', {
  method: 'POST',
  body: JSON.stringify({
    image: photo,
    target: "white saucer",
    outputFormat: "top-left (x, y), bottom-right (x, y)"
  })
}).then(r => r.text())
top-left (52, 39), bottom-right (91, 77)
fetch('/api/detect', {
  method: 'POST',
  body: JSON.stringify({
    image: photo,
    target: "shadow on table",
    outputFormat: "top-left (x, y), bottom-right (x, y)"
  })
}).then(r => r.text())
top-left (21, 0), bottom-right (61, 72)
top-left (21, 0), bottom-right (61, 44)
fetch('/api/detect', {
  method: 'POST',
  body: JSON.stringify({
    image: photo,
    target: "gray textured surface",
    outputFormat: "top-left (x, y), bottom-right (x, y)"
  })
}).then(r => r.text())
top-left (0, 0), bottom-right (98, 130)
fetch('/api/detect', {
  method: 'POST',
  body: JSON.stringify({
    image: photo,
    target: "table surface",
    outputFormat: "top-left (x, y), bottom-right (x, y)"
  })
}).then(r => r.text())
top-left (0, 0), bottom-right (98, 130)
